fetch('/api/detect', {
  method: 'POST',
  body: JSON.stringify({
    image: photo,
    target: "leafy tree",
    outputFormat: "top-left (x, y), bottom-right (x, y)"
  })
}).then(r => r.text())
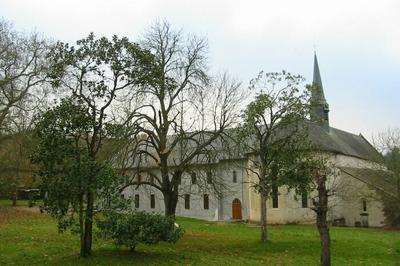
top-left (33, 98), bottom-right (126, 256)
top-left (97, 211), bottom-right (183, 251)
top-left (117, 21), bottom-right (243, 217)
top-left (374, 129), bottom-right (400, 228)
top-left (382, 151), bottom-right (400, 227)
top-left (238, 70), bottom-right (311, 242)
top-left (34, 34), bottom-right (155, 257)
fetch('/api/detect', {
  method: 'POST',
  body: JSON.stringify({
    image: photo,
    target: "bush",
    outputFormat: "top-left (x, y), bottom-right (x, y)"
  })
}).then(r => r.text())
top-left (97, 211), bottom-right (184, 251)
top-left (381, 194), bottom-right (400, 229)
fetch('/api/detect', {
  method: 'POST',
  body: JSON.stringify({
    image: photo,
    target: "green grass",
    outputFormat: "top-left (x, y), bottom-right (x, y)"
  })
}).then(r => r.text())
top-left (0, 207), bottom-right (399, 265)
top-left (0, 199), bottom-right (30, 207)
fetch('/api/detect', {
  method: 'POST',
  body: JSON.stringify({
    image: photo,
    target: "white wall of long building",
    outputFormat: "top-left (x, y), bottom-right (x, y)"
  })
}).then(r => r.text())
top-left (124, 154), bottom-right (385, 227)
top-left (123, 159), bottom-right (249, 221)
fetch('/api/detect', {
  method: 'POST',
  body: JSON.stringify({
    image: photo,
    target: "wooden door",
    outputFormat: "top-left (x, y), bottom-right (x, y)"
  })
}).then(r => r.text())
top-left (232, 198), bottom-right (242, 220)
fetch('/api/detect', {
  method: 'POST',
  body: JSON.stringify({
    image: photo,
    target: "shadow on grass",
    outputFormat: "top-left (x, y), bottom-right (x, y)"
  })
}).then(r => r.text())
top-left (49, 226), bottom-right (400, 266)
top-left (53, 247), bottom-right (189, 265)
top-left (2, 214), bottom-right (398, 265)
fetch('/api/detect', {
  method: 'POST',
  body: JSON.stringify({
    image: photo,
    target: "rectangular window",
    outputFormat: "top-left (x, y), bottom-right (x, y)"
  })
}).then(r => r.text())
top-left (134, 194), bottom-right (139, 208)
top-left (191, 173), bottom-right (197, 184)
top-left (362, 199), bottom-right (367, 212)
top-left (150, 194), bottom-right (155, 209)
top-left (301, 191), bottom-right (308, 208)
top-left (203, 194), bottom-right (209, 210)
top-left (272, 185), bottom-right (278, 208)
top-left (149, 175), bottom-right (154, 184)
top-left (233, 171), bottom-right (237, 183)
top-left (207, 171), bottom-right (213, 184)
top-left (185, 194), bottom-right (190, 209)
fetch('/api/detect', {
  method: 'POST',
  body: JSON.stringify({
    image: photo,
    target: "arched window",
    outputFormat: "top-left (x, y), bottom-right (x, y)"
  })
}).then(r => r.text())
top-left (191, 172), bottom-right (197, 184)
top-left (134, 194), bottom-right (139, 208)
top-left (362, 199), bottom-right (367, 212)
top-left (206, 171), bottom-right (213, 184)
top-left (301, 190), bottom-right (308, 208)
top-left (272, 185), bottom-right (278, 208)
top-left (150, 194), bottom-right (155, 209)
top-left (185, 194), bottom-right (190, 209)
top-left (203, 194), bottom-right (209, 210)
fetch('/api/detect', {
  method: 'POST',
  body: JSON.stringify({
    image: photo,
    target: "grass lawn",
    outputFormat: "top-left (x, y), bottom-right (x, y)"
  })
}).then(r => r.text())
top-left (0, 199), bottom-right (30, 207)
top-left (0, 206), bottom-right (399, 265)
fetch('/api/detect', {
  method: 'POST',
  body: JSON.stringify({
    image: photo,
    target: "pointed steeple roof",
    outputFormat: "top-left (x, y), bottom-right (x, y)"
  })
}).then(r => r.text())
top-left (312, 53), bottom-right (326, 103)
top-left (310, 52), bottom-right (330, 131)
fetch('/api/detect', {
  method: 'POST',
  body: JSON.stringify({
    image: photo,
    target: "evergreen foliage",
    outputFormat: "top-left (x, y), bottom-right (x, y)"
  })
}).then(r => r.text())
top-left (97, 211), bottom-right (184, 251)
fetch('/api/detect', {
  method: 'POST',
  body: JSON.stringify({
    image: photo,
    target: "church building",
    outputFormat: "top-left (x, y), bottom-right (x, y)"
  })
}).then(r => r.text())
top-left (124, 55), bottom-right (390, 227)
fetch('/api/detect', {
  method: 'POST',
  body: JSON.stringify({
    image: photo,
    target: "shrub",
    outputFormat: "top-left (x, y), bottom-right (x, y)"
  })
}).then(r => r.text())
top-left (97, 211), bottom-right (184, 251)
top-left (380, 194), bottom-right (400, 229)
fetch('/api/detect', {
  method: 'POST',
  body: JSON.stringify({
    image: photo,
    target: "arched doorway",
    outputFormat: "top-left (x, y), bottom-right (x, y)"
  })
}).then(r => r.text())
top-left (232, 198), bottom-right (242, 220)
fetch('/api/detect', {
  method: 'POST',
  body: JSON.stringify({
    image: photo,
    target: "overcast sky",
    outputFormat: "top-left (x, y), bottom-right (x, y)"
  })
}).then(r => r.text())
top-left (1, 0), bottom-right (399, 141)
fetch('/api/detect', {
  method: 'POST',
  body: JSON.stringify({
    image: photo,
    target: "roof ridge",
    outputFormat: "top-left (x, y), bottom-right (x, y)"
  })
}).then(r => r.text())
top-left (328, 125), bottom-right (363, 138)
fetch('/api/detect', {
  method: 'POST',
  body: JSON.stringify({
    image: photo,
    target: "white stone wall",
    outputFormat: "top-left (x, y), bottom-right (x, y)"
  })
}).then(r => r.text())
top-left (124, 152), bottom-right (386, 227)
top-left (246, 152), bottom-right (385, 226)
top-left (327, 154), bottom-right (385, 227)
top-left (245, 156), bottom-right (316, 224)
top-left (247, 184), bottom-right (315, 224)
top-left (123, 159), bottom-right (249, 221)
top-left (123, 184), bottom-right (165, 214)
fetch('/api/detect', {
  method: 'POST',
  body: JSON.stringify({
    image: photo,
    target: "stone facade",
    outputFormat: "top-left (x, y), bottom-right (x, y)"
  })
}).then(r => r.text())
top-left (124, 151), bottom-right (386, 227)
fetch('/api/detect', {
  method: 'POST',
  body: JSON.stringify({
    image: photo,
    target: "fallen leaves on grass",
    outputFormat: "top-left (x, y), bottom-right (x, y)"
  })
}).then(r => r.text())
top-left (0, 207), bottom-right (44, 225)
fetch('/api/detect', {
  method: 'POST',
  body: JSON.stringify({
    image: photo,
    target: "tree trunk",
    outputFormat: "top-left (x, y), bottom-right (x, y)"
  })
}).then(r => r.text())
top-left (79, 194), bottom-right (85, 257)
top-left (318, 223), bottom-right (331, 266)
top-left (163, 191), bottom-right (178, 218)
top-left (12, 189), bottom-right (17, 206)
top-left (315, 175), bottom-right (331, 266)
top-left (82, 190), bottom-right (94, 257)
top-left (259, 159), bottom-right (269, 243)
top-left (260, 192), bottom-right (268, 242)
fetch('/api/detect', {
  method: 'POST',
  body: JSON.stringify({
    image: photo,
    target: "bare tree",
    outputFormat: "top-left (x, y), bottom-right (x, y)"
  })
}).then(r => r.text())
top-left (304, 153), bottom-right (358, 266)
top-left (0, 19), bottom-right (50, 206)
top-left (118, 21), bottom-right (243, 217)
top-left (307, 157), bottom-right (339, 266)
top-left (374, 128), bottom-right (400, 155)
top-left (0, 19), bottom-right (49, 133)
top-left (0, 99), bottom-right (40, 206)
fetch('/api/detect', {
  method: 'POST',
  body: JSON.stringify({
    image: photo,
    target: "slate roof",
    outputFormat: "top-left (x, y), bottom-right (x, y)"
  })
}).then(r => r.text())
top-left (308, 124), bottom-right (382, 162)
top-left (312, 53), bottom-right (327, 104)
top-left (339, 166), bottom-right (399, 200)
top-left (127, 122), bottom-right (382, 169)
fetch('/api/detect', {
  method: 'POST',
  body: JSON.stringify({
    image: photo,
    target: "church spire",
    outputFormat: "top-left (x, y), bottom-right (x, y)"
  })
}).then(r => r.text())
top-left (311, 53), bottom-right (330, 131)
